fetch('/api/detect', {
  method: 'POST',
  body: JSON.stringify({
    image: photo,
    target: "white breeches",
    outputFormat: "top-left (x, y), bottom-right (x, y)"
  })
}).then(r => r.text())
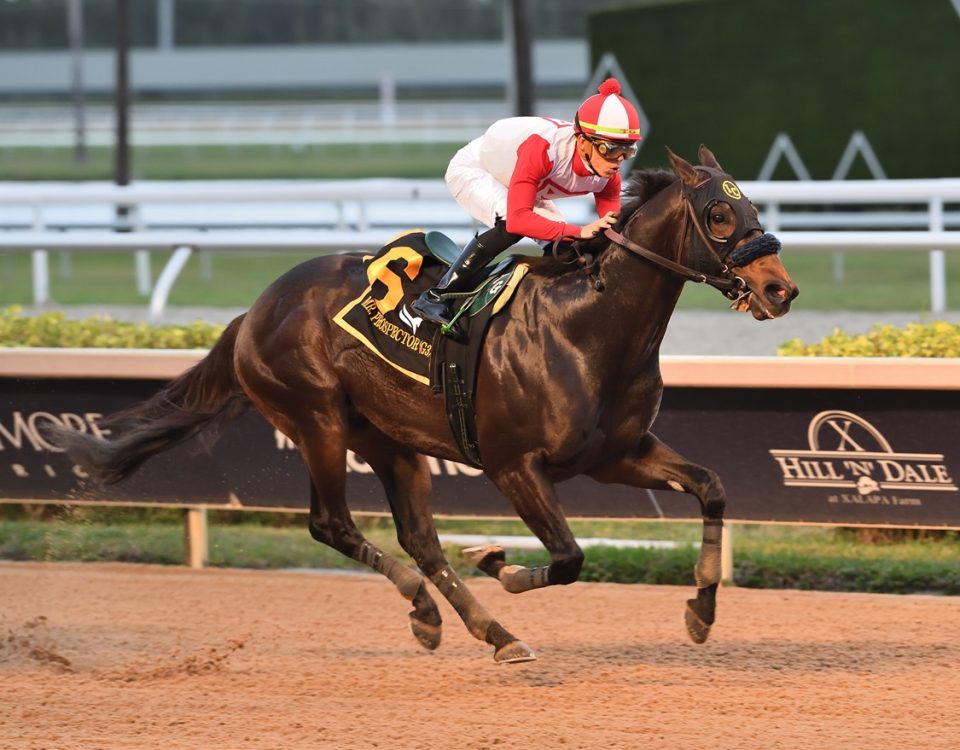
top-left (444, 139), bottom-right (565, 232)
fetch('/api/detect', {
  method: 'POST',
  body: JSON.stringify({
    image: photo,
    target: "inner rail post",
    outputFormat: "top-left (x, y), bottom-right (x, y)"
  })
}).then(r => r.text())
top-left (929, 197), bottom-right (946, 313)
top-left (721, 523), bottom-right (735, 586)
top-left (30, 203), bottom-right (49, 306)
top-left (148, 245), bottom-right (193, 323)
top-left (184, 507), bottom-right (208, 569)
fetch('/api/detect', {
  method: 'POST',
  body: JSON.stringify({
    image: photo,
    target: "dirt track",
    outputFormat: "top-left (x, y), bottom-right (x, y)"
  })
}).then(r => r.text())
top-left (2, 561), bottom-right (958, 749)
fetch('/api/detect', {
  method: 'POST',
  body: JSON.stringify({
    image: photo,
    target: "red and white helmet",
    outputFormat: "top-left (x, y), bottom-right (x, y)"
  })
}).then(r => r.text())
top-left (575, 78), bottom-right (641, 141)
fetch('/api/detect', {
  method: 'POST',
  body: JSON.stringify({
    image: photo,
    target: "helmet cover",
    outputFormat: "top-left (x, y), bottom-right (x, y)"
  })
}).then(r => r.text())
top-left (575, 78), bottom-right (641, 141)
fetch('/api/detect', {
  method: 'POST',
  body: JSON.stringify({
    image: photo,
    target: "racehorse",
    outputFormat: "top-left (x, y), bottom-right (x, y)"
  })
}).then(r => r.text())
top-left (51, 146), bottom-right (798, 663)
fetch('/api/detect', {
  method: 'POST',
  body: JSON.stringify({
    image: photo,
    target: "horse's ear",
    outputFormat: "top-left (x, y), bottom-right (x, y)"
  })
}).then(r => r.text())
top-left (698, 144), bottom-right (722, 170)
top-left (665, 147), bottom-right (701, 188)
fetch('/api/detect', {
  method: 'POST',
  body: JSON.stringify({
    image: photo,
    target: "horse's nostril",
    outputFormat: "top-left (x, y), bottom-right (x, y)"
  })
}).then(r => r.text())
top-left (765, 282), bottom-right (798, 304)
top-left (764, 283), bottom-right (785, 301)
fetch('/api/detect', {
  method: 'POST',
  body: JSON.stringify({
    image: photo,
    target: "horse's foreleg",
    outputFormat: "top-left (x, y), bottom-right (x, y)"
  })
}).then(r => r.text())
top-left (472, 455), bottom-right (585, 595)
top-left (355, 431), bottom-right (534, 663)
top-left (588, 432), bottom-right (726, 644)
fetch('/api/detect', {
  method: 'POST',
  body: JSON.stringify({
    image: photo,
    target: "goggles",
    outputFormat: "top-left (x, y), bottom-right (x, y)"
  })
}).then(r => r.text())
top-left (585, 136), bottom-right (638, 161)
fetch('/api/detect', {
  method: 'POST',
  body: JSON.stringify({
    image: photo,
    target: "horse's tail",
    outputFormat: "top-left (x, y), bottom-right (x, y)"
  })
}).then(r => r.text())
top-left (49, 314), bottom-right (250, 485)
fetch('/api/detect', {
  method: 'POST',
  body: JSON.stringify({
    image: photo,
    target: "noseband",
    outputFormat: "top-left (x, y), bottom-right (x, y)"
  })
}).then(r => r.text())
top-left (603, 171), bottom-right (781, 300)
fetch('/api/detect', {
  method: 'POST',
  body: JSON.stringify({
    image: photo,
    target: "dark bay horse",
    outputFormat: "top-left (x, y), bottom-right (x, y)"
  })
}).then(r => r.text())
top-left (52, 146), bottom-right (798, 663)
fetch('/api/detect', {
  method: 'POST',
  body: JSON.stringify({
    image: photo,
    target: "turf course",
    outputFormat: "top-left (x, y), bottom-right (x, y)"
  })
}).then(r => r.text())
top-left (0, 247), bottom-right (956, 312)
top-left (0, 143), bottom-right (459, 180)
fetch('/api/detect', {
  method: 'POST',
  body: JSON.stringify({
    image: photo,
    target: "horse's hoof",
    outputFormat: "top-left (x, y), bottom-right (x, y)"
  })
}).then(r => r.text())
top-left (462, 544), bottom-right (505, 571)
top-left (409, 615), bottom-right (442, 651)
top-left (684, 600), bottom-right (712, 644)
top-left (493, 639), bottom-right (537, 664)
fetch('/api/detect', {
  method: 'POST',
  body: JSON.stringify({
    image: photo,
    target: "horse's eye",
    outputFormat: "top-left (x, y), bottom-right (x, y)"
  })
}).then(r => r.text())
top-left (710, 212), bottom-right (726, 224)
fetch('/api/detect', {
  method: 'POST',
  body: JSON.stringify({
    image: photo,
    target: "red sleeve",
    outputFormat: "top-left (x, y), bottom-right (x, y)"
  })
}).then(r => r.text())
top-left (506, 135), bottom-right (582, 241)
top-left (594, 172), bottom-right (622, 218)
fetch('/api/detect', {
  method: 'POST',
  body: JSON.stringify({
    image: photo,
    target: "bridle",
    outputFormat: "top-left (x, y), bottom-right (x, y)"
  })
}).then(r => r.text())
top-left (602, 169), bottom-right (781, 301)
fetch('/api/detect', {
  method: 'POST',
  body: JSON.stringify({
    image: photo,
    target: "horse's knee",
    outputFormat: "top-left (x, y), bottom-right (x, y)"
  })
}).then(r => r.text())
top-left (696, 468), bottom-right (726, 518)
top-left (549, 551), bottom-right (585, 585)
top-left (703, 496), bottom-right (725, 519)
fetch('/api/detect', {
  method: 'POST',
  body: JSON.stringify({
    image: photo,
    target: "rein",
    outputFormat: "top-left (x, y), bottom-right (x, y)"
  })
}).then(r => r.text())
top-left (603, 226), bottom-right (741, 292)
top-left (602, 196), bottom-right (746, 298)
top-left (602, 180), bottom-right (780, 300)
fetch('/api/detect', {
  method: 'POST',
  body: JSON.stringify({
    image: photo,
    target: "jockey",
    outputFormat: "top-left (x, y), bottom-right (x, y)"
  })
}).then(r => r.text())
top-left (412, 77), bottom-right (642, 331)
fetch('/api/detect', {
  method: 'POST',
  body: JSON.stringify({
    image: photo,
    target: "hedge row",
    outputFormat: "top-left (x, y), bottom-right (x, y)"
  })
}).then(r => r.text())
top-left (3, 306), bottom-right (960, 358)
top-left (0, 306), bottom-right (225, 349)
top-left (505, 546), bottom-right (960, 595)
top-left (777, 321), bottom-right (960, 358)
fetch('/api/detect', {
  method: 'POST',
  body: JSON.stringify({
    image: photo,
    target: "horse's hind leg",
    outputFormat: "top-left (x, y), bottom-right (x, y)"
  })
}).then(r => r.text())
top-left (588, 432), bottom-right (725, 644)
top-left (307, 482), bottom-right (443, 651)
top-left (354, 428), bottom-right (535, 664)
top-left (292, 404), bottom-right (442, 652)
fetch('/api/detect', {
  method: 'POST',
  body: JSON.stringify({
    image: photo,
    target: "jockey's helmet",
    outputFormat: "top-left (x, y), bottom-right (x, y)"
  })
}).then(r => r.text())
top-left (575, 78), bottom-right (642, 142)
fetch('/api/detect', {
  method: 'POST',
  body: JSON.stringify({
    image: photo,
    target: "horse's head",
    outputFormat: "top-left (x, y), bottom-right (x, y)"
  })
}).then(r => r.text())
top-left (666, 145), bottom-right (798, 319)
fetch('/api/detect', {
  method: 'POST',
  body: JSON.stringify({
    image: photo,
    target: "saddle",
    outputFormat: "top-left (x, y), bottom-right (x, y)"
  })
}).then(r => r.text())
top-left (333, 230), bottom-right (529, 468)
top-left (421, 230), bottom-right (518, 320)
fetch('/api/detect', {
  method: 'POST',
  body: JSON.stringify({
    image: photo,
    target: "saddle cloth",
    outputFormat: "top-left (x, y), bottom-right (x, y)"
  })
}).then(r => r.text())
top-left (333, 230), bottom-right (528, 385)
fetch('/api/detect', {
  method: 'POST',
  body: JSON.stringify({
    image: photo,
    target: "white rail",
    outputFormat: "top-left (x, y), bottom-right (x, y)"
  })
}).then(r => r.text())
top-left (2, 178), bottom-right (960, 217)
top-left (2, 176), bottom-right (959, 208)
top-left (1, 178), bottom-right (958, 319)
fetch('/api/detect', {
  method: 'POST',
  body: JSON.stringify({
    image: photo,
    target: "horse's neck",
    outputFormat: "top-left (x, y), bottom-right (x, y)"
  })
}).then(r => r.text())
top-left (590, 198), bottom-right (688, 363)
top-left (593, 253), bottom-right (683, 366)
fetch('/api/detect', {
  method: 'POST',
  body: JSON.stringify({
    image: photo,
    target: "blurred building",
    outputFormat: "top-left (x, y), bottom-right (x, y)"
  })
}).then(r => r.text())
top-left (0, 0), bottom-right (623, 99)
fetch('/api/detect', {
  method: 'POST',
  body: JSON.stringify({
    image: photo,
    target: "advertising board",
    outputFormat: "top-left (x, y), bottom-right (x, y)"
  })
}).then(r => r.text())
top-left (3, 376), bottom-right (958, 527)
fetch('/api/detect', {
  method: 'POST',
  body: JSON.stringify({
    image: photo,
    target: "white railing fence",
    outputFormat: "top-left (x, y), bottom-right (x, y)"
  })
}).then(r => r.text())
top-left (1, 177), bottom-right (958, 322)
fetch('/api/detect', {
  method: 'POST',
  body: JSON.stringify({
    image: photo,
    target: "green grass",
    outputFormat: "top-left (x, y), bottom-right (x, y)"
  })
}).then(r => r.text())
top-left (0, 250), bottom-right (319, 308)
top-left (2, 509), bottom-right (957, 594)
top-left (1, 247), bottom-right (957, 313)
top-left (0, 144), bottom-right (460, 181)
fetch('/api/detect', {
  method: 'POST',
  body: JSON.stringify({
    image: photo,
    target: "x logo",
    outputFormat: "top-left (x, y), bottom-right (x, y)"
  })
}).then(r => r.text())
top-left (824, 418), bottom-right (865, 451)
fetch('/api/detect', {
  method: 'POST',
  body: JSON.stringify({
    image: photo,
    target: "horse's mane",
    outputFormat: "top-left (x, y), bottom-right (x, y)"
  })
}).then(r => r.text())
top-left (523, 168), bottom-right (677, 276)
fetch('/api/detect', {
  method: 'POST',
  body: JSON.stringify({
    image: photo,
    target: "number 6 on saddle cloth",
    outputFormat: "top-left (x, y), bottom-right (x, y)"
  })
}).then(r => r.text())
top-left (333, 230), bottom-right (529, 467)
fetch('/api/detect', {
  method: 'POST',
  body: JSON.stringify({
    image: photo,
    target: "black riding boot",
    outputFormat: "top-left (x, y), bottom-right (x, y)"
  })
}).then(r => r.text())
top-left (412, 221), bottom-right (521, 335)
